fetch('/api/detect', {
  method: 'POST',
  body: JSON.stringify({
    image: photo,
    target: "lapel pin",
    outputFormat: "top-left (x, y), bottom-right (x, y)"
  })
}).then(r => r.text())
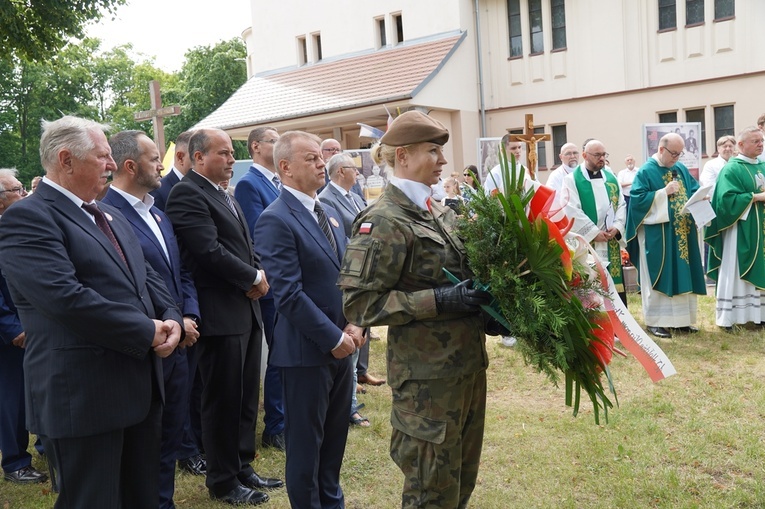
top-left (154, 213), bottom-right (161, 223)
top-left (104, 212), bottom-right (113, 221)
top-left (329, 217), bottom-right (340, 228)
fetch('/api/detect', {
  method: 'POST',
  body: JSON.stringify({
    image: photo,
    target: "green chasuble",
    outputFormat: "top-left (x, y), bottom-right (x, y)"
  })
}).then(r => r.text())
top-left (705, 157), bottom-right (765, 287)
top-left (625, 158), bottom-right (706, 296)
top-left (573, 167), bottom-right (624, 289)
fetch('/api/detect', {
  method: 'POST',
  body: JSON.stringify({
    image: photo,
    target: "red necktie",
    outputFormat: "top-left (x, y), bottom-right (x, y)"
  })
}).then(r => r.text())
top-left (82, 203), bottom-right (127, 266)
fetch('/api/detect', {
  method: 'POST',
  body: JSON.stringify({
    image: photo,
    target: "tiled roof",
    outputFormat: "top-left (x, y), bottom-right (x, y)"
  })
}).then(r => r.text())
top-left (195, 31), bottom-right (466, 130)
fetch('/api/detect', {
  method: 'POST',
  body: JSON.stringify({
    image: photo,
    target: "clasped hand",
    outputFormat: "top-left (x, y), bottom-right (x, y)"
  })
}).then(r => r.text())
top-left (246, 270), bottom-right (269, 300)
top-left (152, 319), bottom-right (182, 358)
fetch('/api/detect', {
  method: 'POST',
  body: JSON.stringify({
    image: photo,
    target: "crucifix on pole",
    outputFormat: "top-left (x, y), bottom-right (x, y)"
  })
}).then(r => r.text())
top-left (509, 114), bottom-right (551, 180)
top-left (134, 80), bottom-right (181, 159)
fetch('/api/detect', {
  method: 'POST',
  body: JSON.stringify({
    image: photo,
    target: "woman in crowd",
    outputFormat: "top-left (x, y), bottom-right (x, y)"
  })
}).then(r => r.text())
top-left (338, 111), bottom-right (491, 509)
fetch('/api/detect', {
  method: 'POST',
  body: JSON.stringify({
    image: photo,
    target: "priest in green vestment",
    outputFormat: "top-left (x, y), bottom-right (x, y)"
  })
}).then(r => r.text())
top-left (705, 126), bottom-right (765, 328)
top-left (562, 140), bottom-right (627, 305)
top-left (626, 133), bottom-right (706, 339)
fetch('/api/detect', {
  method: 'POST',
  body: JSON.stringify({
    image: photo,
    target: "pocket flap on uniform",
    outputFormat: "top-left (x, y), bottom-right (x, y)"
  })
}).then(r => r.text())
top-left (390, 406), bottom-right (447, 444)
top-left (409, 224), bottom-right (446, 245)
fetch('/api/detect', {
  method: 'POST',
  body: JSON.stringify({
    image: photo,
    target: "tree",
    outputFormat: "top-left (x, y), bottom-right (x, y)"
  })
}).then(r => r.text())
top-left (166, 38), bottom-right (248, 156)
top-left (0, 0), bottom-right (126, 61)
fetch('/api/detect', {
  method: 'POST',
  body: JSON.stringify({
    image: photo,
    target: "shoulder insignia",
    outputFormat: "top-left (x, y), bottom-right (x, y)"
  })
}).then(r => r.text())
top-left (358, 222), bottom-right (373, 234)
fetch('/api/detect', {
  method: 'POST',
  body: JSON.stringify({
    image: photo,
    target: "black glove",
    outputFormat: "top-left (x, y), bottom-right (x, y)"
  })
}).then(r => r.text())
top-left (434, 279), bottom-right (491, 314)
top-left (484, 317), bottom-right (511, 337)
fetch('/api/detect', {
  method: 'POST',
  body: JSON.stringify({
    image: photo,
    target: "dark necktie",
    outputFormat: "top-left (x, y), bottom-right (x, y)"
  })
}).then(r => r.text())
top-left (346, 192), bottom-right (360, 213)
top-left (314, 202), bottom-right (337, 256)
top-left (81, 203), bottom-right (127, 266)
top-left (218, 188), bottom-right (239, 218)
top-left (272, 175), bottom-right (282, 190)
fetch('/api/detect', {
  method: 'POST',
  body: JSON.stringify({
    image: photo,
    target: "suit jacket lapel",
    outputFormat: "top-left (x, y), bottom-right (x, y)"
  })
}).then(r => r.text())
top-left (253, 168), bottom-right (279, 199)
top-left (39, 186), bottom-right (135, 283)
top-left (329, 185), bottom-right (357, 216)
top-left (105, 190), bottom-right (172, 272)
top-left (282, 191), bottom-right (341, 268)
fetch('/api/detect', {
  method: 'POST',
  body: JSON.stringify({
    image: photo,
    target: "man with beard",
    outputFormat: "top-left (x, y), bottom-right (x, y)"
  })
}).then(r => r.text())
top-left (102, 130), bottom-right (201, 509)
top-left (545, 142), bottom-right (580, 193)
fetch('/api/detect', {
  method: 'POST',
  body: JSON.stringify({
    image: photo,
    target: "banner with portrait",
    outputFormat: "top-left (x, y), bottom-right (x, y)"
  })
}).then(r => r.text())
top-left (642, 123), bottom-right (702, 180)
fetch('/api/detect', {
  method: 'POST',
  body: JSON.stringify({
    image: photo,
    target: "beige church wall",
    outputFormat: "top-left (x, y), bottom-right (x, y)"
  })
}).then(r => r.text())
top-left (479, 73), bottom-right (765, 185)
top-left (244, 0), bottom-right (466, 77)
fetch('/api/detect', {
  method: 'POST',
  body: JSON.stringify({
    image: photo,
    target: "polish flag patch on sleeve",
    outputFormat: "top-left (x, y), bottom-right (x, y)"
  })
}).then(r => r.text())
top-left (358, 222), bottom-right (373, 235)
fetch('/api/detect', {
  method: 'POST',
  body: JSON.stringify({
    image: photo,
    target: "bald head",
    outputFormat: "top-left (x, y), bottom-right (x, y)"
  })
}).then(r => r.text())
top-left (559, 142), bottom-right (579, 168)
top-left (582, 140), bottom-right (607, 173)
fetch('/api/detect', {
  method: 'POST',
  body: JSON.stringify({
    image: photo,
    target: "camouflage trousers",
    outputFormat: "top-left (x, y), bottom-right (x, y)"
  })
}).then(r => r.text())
top-left (389, 370), bottom-right (487, 508)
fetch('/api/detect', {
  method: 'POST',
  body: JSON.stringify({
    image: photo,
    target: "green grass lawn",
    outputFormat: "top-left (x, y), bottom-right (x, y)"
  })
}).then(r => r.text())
top-left (3, 293), bottom-right (765, 508)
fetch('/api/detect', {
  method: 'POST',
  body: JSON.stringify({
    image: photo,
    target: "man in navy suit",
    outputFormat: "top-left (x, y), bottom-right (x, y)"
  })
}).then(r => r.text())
top-left (102, 130), bottom-right (202, 509)
top-left (0, 116), bottom-right (183, 508)
top-left (166, 128), bottom-right (283, 506)
top-left (254, 131), bottom-right (363, 508)
top-left (0, 169), bottom-right (48, 485)
top-left (150, 129), bottom-right (206, 476)
top-left (234, 126), bottom-right (285, 451)
top-left (151, 130), bottom-right (193, 212)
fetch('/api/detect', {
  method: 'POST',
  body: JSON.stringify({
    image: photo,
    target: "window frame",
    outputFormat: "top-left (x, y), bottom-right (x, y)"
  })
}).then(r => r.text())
top-left (658, 0), bottom-right (677, 31)
top-left (551, 0), bottom-right (567, 51)
top-left (528, 0), bottom-right (544, 55)
top-left (507, 0), bottom-right (523, 59)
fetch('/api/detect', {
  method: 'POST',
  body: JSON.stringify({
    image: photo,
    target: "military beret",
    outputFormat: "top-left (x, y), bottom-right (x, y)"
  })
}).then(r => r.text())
top-left (380, 111), bottom-right (449, 146)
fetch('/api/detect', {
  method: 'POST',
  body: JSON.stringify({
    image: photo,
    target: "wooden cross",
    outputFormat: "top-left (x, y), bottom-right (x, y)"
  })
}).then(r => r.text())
top-left (509, 114), bottom-right (551, 180)
top-left (134, 80), bottom-right (181, 159)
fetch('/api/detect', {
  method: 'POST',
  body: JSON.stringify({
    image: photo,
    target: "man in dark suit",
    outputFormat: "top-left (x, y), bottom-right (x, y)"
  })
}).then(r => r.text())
top-left (0, 169), bottom-right (48, 485)
top-left (102, 130), bottom-right (202, 509)
top-left (234, 126), bottom-right (285, 451)
top-left (318, 154), bottom-right (386, 407)
top-left (149, 130), bottom-right (206, 476)
top-left (151, 130), bottom-right (193, 212)
top-left (0, 116), bottom-right (183, 508)
top-left (254, 131), bottom-right (362, 509)
top-left (165, 128), bottom-right (283, 506)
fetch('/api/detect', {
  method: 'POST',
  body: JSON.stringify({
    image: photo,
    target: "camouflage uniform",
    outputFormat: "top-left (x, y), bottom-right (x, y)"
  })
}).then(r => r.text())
top-left (338, 184), bottom-right (488, 509)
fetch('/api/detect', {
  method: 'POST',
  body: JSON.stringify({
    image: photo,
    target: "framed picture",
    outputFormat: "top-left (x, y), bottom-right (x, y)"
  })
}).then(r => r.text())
top-left (642, 123), bottom-right (702, 180)
top-left (476, 137), bottom-right (526, 184)
top-left (344, 149), bottom-right (390, 204)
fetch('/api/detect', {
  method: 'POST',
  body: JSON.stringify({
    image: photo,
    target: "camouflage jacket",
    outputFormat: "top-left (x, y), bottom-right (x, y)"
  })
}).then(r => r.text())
top-left (338, 184), bottom-right (488, 389)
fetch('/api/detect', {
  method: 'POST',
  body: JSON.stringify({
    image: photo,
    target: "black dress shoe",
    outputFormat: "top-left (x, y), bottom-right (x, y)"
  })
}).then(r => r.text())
top-left (178, 454), bottom-right (206, 476)
top-left (4, 466), bottom-right (48, 484)
top-left (673, 326), bottom-right (699, 334)
top-left (239, 472), bottom-right (284, 490)
top-left (210, 484), bottom-right (269, 506)
top-left (647, 326), bottom-right (672, 338)
top-left (261, 431), bottom-right (286, 451)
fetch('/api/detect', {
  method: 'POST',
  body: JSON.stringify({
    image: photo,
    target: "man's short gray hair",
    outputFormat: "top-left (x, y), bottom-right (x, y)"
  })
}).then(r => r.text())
top-left (0, 168), bottom-right (19, 192)
top-left (326, 153), bottom-right (354, 179)
top-left (737, 126), bottom-right (761, 143)
top-left (39, 116), bottom-right (111, 173)
top-left (273, 131), bottom-right (322, 174)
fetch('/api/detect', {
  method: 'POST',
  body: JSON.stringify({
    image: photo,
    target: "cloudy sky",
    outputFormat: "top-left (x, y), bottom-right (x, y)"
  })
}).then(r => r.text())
top-left (85, 0), bottom-right (251, 72)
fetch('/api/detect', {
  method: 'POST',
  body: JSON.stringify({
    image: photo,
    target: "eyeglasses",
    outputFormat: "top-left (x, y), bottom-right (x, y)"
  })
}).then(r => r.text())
top-left (1, 186), bottom-right (26, 195)
top-left (258, 139), bottom-right (278, 144)
top-left (322, 147), bottom-right (341, 154)
top-left (664, 147), bottom-right (684, 158)
top-left (340, 166), bottom-right (358, 172)
top-left (586, 152), bottom-right (609, 159)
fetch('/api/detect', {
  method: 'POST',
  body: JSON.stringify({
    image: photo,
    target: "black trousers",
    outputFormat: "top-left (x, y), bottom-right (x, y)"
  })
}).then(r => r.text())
top-left (198, 321), bottom-right (262, 496)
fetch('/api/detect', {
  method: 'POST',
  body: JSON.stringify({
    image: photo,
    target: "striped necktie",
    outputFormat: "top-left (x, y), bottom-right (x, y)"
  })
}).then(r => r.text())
top-left (218, 188), bottom-right (239, 218)
top-left (314, 202), bottom-right (337, 256)
top-left (81, 203), bottom-right (127, 266)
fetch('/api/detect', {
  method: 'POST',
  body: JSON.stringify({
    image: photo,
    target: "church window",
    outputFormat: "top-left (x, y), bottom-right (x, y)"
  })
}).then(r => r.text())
top-left (297, 36), bottom-right (307, 65)
top-left (552, 124), bottom-right (567, 161)
top-left (713, 105), bottom-right (734, 140)
top-left (551, 0), bottom-right (567, 50)
top-left (376, 17), bottom-right (387, 48)
top-left (312, 33), bottom-right (322, 62)
top-left (686, 0), bottom-right (704, 26)
top-left (393, 13), bottom-right (404, 44)
top-left (659, 112), bottom-right (678, 123)
top-left (685, 108), bottom-right (706, 155)
top-left (714, 0), bottom-right (734, 20)
top-left (507, 0), bottom-right (522, 58)
top-left (659, 0), bottom-right (677, 31)
top-left (529, 0), bottom-right (544, 54)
